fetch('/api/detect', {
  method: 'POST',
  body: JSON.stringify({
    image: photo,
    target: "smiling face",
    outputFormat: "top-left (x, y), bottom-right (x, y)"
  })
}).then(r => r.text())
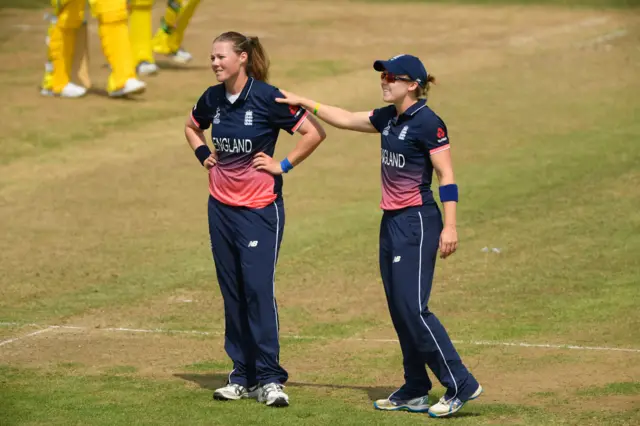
top-left (210, 40), bottom-right (248, 83)
top-left (379, 71), bottom-right (419, 103)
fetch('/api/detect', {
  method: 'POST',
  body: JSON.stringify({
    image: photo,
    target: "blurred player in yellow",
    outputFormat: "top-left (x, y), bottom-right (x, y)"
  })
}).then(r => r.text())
top-left (128, 0), bottom-right (200, 76)
top-left (40, 0), bottom-right (146, 98)
top-left (153, 0), bottom-right (199, 63)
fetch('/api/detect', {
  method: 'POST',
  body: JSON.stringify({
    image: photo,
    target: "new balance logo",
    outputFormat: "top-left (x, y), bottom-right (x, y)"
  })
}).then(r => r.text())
top-left (248, 241), bottom-right (259, 248)
top-left (393, 256), bottom-right (401, 263)
top-left (244, 110), bottom-right (253, 126)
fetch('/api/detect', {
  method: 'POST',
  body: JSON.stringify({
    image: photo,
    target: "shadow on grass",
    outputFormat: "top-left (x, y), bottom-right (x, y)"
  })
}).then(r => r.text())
top-left (175, 372), bottom-right (396, 402)
top-left (85, 86), bottom-right (148, 101)
top-left (175, 372), bottom-right (481, 418)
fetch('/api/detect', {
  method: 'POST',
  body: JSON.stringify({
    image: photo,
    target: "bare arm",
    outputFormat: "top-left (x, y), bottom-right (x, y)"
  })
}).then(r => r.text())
top-left (252, 114), bottom-right (327, 174)
top-left (431, 149), bottom-right (458, 258)
top-left (275, 90), bottom-right (377, 133)
top-left (184, 115), bottom-right (216, 169)
top-left (285, 115), bottom-right (327, 166)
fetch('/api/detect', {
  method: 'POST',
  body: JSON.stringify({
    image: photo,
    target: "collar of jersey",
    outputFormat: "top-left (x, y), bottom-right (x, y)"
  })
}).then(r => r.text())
top-left (220, 77), bottom-right (255, 106)
top-left (400, 99), bottom-right (426, 118)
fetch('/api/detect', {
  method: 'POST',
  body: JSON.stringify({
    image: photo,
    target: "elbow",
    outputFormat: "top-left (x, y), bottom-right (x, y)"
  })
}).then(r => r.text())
top-left (307, 117), bottom-right (327, 142)
top-left (317, 126), bottom-right (327, 142)
top-left (185, 122), bottom-right (202, 134)
top-left (307, 129), bottom-right (326, 148)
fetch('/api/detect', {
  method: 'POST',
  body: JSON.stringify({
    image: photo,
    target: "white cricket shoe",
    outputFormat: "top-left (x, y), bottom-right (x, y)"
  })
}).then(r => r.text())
top-left (373, 394), bottom-right (430, 412)
top-left (427, 384), bottom-right (483, 418)
top-left (108, 78), bottom-right (146, 97)
top-left (256, 383), bottom-right (289, 407)
top-left (136, 61), bottom-right (159, 76)
top-left (170, 48), bottom-right (193, 64)
top-left (41, 82), bottom-right (87, 98)
top-left (213, 383), bottom-right (257, 401)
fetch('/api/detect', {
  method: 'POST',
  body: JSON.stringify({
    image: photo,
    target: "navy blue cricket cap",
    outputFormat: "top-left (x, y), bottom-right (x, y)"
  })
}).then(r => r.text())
top-left (373, 54), bottom-right (428, 87)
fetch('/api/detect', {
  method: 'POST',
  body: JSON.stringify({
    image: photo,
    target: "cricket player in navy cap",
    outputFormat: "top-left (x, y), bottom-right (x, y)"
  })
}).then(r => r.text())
top-left (184, 31), bottom-right (326, 408)
top-left (275, 54), bottom-right (483, 418)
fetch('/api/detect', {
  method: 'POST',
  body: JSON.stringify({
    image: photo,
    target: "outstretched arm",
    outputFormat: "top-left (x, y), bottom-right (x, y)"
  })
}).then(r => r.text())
top-left (276, 90), bottom-right (377, 133)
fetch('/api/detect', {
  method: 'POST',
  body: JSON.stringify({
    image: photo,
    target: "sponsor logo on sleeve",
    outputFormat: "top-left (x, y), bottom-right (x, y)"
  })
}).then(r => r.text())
top-left (437, 127), bottom-right (448, 143)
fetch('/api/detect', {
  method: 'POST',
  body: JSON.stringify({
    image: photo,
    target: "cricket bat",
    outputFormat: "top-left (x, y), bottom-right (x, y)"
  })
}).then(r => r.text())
top-left (71, 20), bottom-right (91, 89)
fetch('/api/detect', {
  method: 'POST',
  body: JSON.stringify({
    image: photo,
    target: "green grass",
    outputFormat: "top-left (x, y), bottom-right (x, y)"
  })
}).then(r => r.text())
top-left (1, 0), bottom-right (639, 424)
top-left (0, 99), bottom-right (198, 165)
top-left (2, 366), bottom-right (638, 425)
top-left (577, 382), bottom-right (640, 397)
top-left (182, 360), bottom-right (232, 372)
top-left (105, 365), bottom-right (139, 375)
top-left (283, 60), bottom-right (354, 80)
top-left (354, 0), bottom-right (640, 9)
top-left (3, 0), bottom-right (639, 10)
top-left (0, 365), bottom-right (618, 426)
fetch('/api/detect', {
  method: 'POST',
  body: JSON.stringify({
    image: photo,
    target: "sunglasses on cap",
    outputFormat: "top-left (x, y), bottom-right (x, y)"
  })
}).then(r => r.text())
top-left (380, 71), bottom-right (414, 84)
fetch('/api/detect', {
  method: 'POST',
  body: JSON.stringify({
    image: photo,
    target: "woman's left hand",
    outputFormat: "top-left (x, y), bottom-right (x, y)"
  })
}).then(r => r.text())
top-left (252, 152), bottom-right (283, 175)
top-left (439, 225), bottom-right (458, 259)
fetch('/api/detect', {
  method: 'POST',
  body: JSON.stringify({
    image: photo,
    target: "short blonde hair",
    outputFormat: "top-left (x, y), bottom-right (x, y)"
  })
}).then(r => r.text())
top-left (414, 74), bottom-right (436, 99)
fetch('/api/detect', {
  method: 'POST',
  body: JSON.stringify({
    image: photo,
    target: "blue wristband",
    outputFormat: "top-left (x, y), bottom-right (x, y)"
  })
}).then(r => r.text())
top-left (439, 184), bottom-right (459, 203)
top-left (280, 158), bottom-right (293, 173)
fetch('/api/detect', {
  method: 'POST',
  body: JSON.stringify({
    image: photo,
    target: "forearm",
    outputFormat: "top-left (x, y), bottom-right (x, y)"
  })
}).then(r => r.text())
top-left (284, 132), bottom-right (324, 166)
top-left (297, 98), bottom-right (355, 130)
top-left (441, 201), bottom-right (457, 228)
top-left (438, 171), bottom-right (457, 228)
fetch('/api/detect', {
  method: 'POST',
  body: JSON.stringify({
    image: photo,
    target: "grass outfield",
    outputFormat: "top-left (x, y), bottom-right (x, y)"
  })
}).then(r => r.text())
top-left (1, 0), bottom-right (639, 424)
top-left (356, 0), bottom-right (640, 9)
top-left (3, 0), bottom-right (640, 9)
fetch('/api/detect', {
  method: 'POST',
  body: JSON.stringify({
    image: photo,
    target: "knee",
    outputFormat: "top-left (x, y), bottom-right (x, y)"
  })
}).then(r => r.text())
top-left (390, 297), bottom-right (422, 325)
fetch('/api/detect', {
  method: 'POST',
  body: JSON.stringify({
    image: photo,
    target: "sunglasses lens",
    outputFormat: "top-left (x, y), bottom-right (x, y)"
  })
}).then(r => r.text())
top-left (381, 72), bottom-right (395, 83)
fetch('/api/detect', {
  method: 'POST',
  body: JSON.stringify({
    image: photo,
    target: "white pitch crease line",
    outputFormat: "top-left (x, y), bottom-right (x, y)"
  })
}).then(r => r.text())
top-left (104, 327), bottom-right (215, 336)
top-left (0, 327), bottom-right (53, 347)
top-left (51, 325), bottom-right (220, 336)
top-left (1, 322), bottom-right (639, 353)
top-left (450, 340), bottom-right (640, 354)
